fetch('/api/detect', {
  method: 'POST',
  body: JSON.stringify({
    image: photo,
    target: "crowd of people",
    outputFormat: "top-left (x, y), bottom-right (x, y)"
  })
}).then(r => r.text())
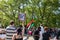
top-left (0, 20), bottom-right (60, 40)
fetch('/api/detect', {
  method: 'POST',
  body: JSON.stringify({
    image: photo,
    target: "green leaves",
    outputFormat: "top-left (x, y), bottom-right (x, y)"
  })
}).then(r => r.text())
top-left (0, 0), bottom-right (60, 27)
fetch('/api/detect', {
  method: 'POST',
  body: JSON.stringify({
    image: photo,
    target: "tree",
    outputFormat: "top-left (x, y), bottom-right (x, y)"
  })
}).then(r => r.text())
top-left (0, 0), bottom-right (60, 27)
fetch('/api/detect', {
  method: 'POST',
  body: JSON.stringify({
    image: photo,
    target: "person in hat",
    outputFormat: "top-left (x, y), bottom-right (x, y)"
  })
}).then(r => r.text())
top-left (42, 27), bottom-right (51, 40)
top-left (6, 20), bottom-right (16, 40)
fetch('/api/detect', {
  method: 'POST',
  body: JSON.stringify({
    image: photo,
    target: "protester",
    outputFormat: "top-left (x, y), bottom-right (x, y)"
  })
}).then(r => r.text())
top-left (0, 28), bottom-right (6, 40)
top-left (42, 27), bottom-right (51, 40)
top-left (40, 24), bottom-right (44, 33)
top-left (56, 30), bottom-right (60, 40)
top-left (12, 27), bottom-right (23, 40)
top-left (33, 27), bottom-right (41, 40)
top-left (49, 28), bottom-right (57, 39)
top-left (6, 20), bottom-right (16, 40)
top-left (39, 29), bottom-right (43, 40)
top-left (24, 25), bottom-right (28, 36)
top-left (39, 24), bottom-right (44, 40)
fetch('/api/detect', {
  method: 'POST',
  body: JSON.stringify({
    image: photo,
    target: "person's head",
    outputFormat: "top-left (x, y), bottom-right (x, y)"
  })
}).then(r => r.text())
top-left (44, 27), bottom-right (48, 32)
top-left (49, 28), bottom-right (52, 31)
top-left (40, 24), bottom-right (43, 26)
top-left (17, 27), bottom-right (22, 35)
top-left (38, 27), bottom-right (41, 31)
top-left (10, 20), bottom-right (14, 26)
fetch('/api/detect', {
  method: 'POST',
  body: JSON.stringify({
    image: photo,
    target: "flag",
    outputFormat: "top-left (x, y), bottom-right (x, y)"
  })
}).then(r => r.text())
top-left (28, 22), bottom-right (35, 29)
top-left (26, 20), bottom-right (35, 28)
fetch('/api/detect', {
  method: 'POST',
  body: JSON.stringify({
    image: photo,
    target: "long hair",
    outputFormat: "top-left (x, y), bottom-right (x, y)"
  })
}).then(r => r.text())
top-left (17, 27), bottom-right (22, 35)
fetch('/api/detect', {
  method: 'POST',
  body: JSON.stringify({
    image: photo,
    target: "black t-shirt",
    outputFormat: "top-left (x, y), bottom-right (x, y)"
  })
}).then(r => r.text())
top-left (43, 31), bottom-right (51, 40)
top-left (34, 30), bottom-right (40, 38)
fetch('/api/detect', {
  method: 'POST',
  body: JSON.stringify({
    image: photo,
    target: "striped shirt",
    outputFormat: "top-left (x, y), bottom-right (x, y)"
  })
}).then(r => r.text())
top-left (6, 26), bottom-right (16, 40)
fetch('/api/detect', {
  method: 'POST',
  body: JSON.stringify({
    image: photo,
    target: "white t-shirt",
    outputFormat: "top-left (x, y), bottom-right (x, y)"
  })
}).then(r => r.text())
top-left (39, 31), bottom-right (43, 40)
top-left (40, 26), bottom-right (44, 33)
top-left (0, 34), bottom-right (6, 39)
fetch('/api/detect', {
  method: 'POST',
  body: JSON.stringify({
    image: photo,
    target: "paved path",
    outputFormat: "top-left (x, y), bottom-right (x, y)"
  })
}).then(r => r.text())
top-left (28, 36), bottom-right (34, 40)
top-left (23, 36), bottom-right (34, 40)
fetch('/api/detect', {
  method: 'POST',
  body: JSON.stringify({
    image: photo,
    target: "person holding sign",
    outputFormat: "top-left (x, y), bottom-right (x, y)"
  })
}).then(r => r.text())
top-left (12, 27), bottom-right (23, 40)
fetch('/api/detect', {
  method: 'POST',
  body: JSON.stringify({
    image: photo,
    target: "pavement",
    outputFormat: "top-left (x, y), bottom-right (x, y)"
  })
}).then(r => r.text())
top-left (28, 36), bottom-right (34, 40)
top-left (23, 36), bottom-right (34, 40)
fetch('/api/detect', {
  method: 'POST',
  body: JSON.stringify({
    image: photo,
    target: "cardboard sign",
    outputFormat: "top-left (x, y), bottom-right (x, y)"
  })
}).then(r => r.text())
top-left (19, 13), bottom-right (26, 21)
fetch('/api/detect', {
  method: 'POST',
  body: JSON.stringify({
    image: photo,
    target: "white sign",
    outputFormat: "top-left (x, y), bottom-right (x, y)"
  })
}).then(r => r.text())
top-left (19, 13), bottom-right (25, 21)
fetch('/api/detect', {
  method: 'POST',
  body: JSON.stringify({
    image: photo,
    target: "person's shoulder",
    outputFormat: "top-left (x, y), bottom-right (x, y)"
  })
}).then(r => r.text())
top-left (43, 32), bottom-right (48, 34)
top-left (6, 26), bottom-right (10, 29)
top-left (6, 26), bottom-right (16, 30)
top-left (35, 30), bottom-right (39, 33)
top-left (35, 30), bottom-right (38, 31)
top-left (45, 32), bottom-right (50, 36)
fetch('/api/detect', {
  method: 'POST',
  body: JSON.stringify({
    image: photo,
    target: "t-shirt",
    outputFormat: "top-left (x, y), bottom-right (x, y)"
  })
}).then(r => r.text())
top-left (40, 26), bottom-right (44, 33)
top-left (0, 34), bottom-right (6, 39)
top-left (42, 32), bottom-right (51, 40)
top-left (34, 30), bottom-right (40, 38)
top-left (6, 26), bottom-right (16, 40)
top-left (39, 31), bottom-right (43, 40)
